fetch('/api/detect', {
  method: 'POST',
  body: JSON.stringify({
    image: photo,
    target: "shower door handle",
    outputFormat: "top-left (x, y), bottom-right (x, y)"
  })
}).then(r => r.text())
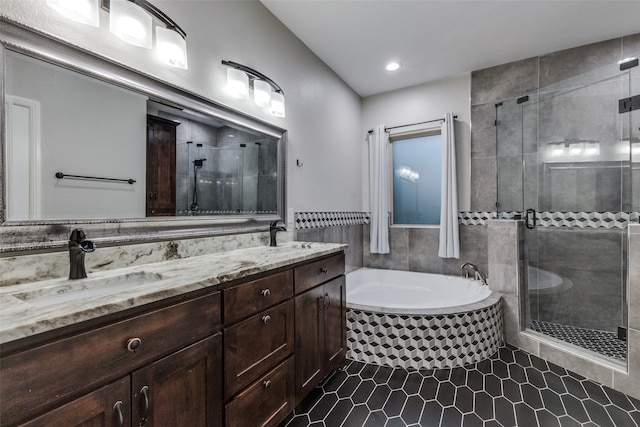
top-left (525, 209), bottom-right (537, 229)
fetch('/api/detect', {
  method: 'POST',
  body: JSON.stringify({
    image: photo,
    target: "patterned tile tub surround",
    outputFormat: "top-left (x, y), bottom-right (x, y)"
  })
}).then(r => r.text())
top-left (346, 299), bottom-right (503, 370)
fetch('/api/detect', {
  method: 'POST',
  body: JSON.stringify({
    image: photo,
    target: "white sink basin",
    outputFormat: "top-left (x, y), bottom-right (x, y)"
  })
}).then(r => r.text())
top-left (13, 271), bottom-right (168, 307)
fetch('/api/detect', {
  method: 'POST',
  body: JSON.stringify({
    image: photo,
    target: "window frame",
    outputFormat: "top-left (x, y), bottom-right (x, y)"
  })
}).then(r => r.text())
top-left (389, 129), bottom-right (443, 228)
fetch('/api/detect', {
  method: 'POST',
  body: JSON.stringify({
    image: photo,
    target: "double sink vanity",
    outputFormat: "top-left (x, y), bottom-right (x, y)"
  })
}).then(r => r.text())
top-left (0, 242), bottom-right (347, 427)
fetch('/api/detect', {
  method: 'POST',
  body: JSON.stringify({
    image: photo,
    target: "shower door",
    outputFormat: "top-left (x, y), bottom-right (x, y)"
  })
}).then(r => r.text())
top-left (498, 60), bottom-right (638, 363)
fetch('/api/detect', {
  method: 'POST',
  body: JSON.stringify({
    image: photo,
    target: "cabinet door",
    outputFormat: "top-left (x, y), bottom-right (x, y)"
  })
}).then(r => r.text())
top-left (146, 115), bottom-right (177, 216)
top-left (294, 284), bottom-right (326, 403)
top-left (131, 333), bottom-right (222, 427)
top-left (324, 276), bottom-right (346, 372)
top-left (18, 378), bottom-right (130, 427)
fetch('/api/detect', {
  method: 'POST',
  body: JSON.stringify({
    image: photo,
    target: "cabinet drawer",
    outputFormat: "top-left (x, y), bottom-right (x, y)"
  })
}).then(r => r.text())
top-left (1, 292), bottom-right (221, 426)
top-left (225, 356), bottom-right (294, 427)
top-left (224, 270), bottom-right (292, 324)
top-left (294, 253), bottom-right (345, 294)
top-left (224, 300), bottom-right (294, 398)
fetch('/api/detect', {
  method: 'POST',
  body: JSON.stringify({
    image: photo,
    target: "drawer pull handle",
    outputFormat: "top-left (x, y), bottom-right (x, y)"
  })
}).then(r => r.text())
top-left (113, 401), bottom-right (124, 427)
top-left (324, 293), bottom-right (330, 310)
top-left (262, 315), bottom-right (271, 324)
top-left (262, 288), bottom-right (271, 297)
top-left (126, 337), bottom-right (142, 352)
top-left (319, 268), bottom-right (329, 275)
top-left (263, 380), bottom-right (272, 389)
top-left (140, 386), bottom-right (150, 426)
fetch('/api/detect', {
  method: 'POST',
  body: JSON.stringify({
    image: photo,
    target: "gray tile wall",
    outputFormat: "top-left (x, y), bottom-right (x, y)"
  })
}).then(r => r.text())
top-left (362, 224), bottom-right (488, 278)
top-left (295, 224), bottom-right (364, 274)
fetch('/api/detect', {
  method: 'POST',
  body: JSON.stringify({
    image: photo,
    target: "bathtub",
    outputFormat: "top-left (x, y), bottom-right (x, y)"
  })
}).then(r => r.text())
top-left (345, 268), bottom-right (503, 370)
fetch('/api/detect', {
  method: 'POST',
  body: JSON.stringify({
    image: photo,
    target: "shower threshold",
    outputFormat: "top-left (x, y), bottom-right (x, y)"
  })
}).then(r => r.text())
top-left (529, 320), bottom-right (627, 362)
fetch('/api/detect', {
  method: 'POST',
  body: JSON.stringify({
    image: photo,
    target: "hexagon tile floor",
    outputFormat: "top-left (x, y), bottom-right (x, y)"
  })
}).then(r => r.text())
top-left (280, 345), bottom-right (640, 427)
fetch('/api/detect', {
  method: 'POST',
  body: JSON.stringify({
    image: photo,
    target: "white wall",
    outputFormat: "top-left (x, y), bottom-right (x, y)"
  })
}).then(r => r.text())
top-left (6, 52), bottom-right (147, 219)
top-left (361, 73), bottom-right (472, 211)
top-left (0, 0), bottom-right (364, 219)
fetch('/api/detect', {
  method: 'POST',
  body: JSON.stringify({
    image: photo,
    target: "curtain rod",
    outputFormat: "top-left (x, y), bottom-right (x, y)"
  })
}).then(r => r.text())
top-left (367, 115), bottom-right (458, 134)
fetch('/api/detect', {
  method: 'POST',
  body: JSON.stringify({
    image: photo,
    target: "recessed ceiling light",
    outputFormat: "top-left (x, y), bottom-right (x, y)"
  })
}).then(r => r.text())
top-left (386, 62), bottom-right (401, 71)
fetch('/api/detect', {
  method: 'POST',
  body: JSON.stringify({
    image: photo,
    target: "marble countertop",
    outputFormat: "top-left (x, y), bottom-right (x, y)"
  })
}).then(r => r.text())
top-left (0, 241), bottom-right (346, 344)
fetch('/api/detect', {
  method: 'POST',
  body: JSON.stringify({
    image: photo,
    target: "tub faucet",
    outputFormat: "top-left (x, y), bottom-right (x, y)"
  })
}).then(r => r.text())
top-left (69, 228), bottom-right (95, 280)
top-left (460, 262), bottom-right (488, 286)
top-left (460, 262), bottom-right (478, 278)
top-left (269, 220), bottom-right (287, 247)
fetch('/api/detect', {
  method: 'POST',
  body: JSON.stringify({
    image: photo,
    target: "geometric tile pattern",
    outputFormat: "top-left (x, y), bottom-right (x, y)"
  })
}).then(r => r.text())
top-left (295, 212), bottom-right (371, 230)
top-left (280, 345), bottom-right (640, 427)
top-left (458, 211), bottom-right (498, 225)
top-left (295, 210), bottom-right (640, 230)
top-left (346, 301), bottom-right (503, 370)
top-left (530, 320), bottom-right (628, 362)
top-left (537, 211), bottom-right (640, 229)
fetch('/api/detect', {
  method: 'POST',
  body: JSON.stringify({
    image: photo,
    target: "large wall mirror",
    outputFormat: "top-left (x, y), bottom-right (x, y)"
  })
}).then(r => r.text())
top-left (0, 20), bottom-right (287, 251)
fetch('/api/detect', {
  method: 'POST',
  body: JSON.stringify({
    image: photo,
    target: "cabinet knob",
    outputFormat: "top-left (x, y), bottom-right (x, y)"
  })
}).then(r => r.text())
top-left (262, 315), bottom-right (271, 324)
top-left (319, 268), bottom-right (328, 275)
top-left (262, 288), bottom-right (271, 297)
top-left (263, 380), bottom-right (272, 389)
top-left (126, 337), bottom-right (142, 352)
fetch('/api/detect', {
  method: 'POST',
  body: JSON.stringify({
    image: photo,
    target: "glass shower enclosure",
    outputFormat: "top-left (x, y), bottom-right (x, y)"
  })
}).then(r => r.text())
top-left (496, 59), bottom-right (639, 363)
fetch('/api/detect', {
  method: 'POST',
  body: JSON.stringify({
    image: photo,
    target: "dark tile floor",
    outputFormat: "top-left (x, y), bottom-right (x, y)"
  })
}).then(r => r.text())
top-left (281, 345), bottom-right (640, 427)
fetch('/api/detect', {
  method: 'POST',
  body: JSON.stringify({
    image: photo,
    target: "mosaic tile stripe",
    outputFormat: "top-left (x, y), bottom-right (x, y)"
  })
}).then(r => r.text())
top-left (296, 211), bottom-right (640, 229)
top-left (346, 301), bottom-right (503, 370)
top-left (295, 212), bottom-right (370, 229)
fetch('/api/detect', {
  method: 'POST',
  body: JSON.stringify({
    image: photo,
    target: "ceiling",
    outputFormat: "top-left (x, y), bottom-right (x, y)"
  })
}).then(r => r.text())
top-left (261, 0), bottom-right (640, 97)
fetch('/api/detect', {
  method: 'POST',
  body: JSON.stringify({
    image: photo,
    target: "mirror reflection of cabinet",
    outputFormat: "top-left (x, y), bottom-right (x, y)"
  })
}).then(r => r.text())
top-left (146, 115), bottom-right (179, 216)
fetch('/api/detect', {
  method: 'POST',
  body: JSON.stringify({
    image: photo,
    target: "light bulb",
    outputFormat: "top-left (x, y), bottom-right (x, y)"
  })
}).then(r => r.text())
top-left (156, 27), bottom-right (188, 69)
top-left (270, 92), bottom-right (285, 117)
top-left (227, 68), bottom-right (249, 99)
top-left (109, 0), bottom-right (152, 49)
top-left (253, 80), bottom-right (272, 108)
top-left (47, 0), bottom-right (99, 27)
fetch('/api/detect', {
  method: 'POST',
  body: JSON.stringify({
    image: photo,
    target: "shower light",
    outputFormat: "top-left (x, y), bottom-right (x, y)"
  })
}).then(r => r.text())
top-left (222, 60), bottom-right (285, 117)
top-left (569, 142), bottom-right (584, 156)
top-left (156, 26), bottom-right (188, 69)
top-left (109, 0), bottom-right (153, 49)
top-left (386, 62), bottom-right (401, 71)
top-left (584, 142), bottom-right (600, 156)
top-left (550, 144), bottom-right (565, 157)
top-left (47, 0), bottom-right (100, 27)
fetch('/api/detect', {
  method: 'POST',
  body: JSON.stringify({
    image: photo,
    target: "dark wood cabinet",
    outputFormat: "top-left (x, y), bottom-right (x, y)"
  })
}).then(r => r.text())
top-left (294, 275), bottom-right (346, 404)
top-left (17, 335), bottom-right (222, 427)
top-left (146, 115), bottom-right (178, 216)
top-left (17, 378), bottom-right (131, 427)
top-left (224, 357), bottom-right (295, 427)
top-left (131, 334), bottom-right (222, 427)
top-left (2, 251), bottom-right (345, 427)
top-left (2, 294), bottom-right (222, 427)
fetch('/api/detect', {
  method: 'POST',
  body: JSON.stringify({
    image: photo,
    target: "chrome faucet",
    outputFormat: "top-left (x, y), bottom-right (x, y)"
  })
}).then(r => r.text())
top-left (69, 229), bottom-right (95, 280)
top-left (460, 262), bottom-right (488, 285)
top-left (269, 220), bottom-right (287, 247)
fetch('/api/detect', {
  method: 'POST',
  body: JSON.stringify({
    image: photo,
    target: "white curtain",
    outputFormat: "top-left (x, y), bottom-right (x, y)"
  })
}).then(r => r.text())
top-left (438, 112), bottom-right (459, 258)
top-left (368, 124), bottom-right (390, 254)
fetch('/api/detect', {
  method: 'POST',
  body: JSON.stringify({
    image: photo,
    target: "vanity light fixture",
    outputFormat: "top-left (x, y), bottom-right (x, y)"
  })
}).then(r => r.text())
top-left (47, 0), bottom-right (188, 69)
top-left (46, 0), bottom-right (100, 27)
top-left (222, 60), bottom-right (286, 118)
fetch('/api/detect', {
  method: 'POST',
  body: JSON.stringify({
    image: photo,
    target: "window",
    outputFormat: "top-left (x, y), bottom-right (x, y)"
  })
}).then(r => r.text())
top-left (391, 132), bottom-right (442, 226)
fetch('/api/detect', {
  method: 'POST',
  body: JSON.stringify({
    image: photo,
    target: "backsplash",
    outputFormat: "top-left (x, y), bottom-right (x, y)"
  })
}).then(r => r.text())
top-left (1, 232), bottom-right (272, 287)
